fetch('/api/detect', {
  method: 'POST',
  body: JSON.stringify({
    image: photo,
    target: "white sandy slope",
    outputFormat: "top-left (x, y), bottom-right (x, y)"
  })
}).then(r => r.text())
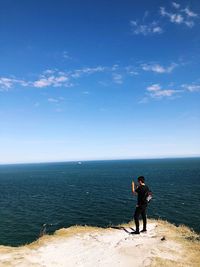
top-left (0, 220), bottom-right (199, 267)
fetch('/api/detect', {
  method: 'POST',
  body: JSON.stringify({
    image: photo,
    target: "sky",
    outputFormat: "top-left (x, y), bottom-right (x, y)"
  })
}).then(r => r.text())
top-left (0, 0), bottom-right (200, 164)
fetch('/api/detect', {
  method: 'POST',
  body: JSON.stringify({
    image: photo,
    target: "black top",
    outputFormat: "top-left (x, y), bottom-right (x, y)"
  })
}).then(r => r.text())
top-left (135, 185), bottom-right (149, 206)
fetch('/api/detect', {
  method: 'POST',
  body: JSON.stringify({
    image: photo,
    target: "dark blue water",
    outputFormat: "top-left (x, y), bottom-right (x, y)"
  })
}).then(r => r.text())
top-left (0, 158), bottom-right (199, 246)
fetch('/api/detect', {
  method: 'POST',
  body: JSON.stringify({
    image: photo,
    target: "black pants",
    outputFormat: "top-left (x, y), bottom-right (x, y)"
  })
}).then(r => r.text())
top-left (134, 205), bottom-right (147, 232)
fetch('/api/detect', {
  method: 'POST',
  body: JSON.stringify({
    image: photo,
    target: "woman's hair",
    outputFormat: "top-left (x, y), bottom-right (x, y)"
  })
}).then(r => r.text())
top-left (138, 176), bottom-right (145, 183)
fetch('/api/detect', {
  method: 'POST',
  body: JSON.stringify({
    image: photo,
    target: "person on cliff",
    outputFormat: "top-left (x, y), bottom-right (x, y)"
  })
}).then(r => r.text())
top-left (132, 176), bottom-right (151, 234)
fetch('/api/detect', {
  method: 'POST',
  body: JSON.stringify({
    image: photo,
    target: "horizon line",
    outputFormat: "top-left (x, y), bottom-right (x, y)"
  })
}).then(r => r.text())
top-left (0, 155), bottom-right (200, 166)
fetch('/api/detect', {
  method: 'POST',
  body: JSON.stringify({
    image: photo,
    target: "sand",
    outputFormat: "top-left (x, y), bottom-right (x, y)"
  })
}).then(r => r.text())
top-left (0, 220), bottom-right (199, 267)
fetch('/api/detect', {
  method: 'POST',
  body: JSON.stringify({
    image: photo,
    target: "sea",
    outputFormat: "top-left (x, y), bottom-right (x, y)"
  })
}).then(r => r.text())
top-left (0, 158), bottom-right (199, 246)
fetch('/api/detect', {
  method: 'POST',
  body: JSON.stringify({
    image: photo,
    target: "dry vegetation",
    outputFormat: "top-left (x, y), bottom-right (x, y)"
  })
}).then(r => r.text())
top-left (150, 219), bottom-right (200, 267)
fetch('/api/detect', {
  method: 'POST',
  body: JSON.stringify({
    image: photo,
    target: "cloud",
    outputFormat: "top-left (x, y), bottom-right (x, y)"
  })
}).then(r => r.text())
top-left (141, 81), bottom-right (200, 102)
top-left (48, 96), bottom-right (65, 103)
top-left (0, 77), bottom-right (29, 90)
top-left (172, 2), bottom-right (180, 9)
top-left (111, 64), bottom-right (119, 71)
top-left (47, 98), bottom-right (59, 103)
top-left (0, 77), bottom-right (14, 89)
top-left (160, 4), bottom-right (198, 27)
top-left (125, 66), bottom-right (139, 76)
top-left (63, 51), bottom-right (71, 60)
top-left (151, 89), bottom-right (177, 97)
top-left (33, 74), bottom-right (70, 88)
top-left (130, 3), bottom-right (198, 38)
top-left (74, 66), bottom-right (105, 75)
top-left (43, 69), bottom-right (56, 75)
top-left (32, 66), bottom-right (106, 88)
top-left (47, 97), bottom-right (65, 112)
top-left (182, 84), bottom-right (200, 92)
top-left (70, 66), bottom-right (105, 79)
top-left (183, 7), bottom-right (198, 18)
top-left (130, 20), bottom-right (163, 35)
top-left (112, 73), bottom-right (123, 84)
top-left (82, 91), bottom-right (90, 95)
top-left (33, 78), bottom-right (52, 88)
top-left (160, 7), bottom-right (184, 24)
top-left (147, 84), bottom-right (162, 91)
top-left (146, 83), bottom-right (180, 99)
top-left (138, 97), bottom-right (149, 104)
top-left (0, 66), bottom-right (106, 91)
top-left (141, 63), bottom-right (177, 73)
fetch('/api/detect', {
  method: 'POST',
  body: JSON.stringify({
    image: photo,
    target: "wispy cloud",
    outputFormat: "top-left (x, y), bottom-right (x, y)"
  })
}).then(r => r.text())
top-left (146, 83), bottom-right (180, 99)
top-left (172, 2), bottom-right (180, 9)
top-left (160, 7), bottom-right (184, 24)
top-left (47, 98), bottom-right (59, 103)
top-left (111, 64), bottom-right (119, 71)
top-left (33, 74), bottom-right (70, 88)
top-left (142, 81), bottom-right (200, 102)
top-left (112, 73), bottom-right (123, 84)
top-left (47, 97), bottom-right (65, 103)
top-left (141, 63), bottom-right (177, 73)
top-left (71, 66), bottom-right (105, 78)
top-left (160, 3), bottom-right (198, 27)
top-left (43, 69), bottom-right (56, 75)
top-left (0, 66), bottom-right (107, 91)
top-left (0, 77), bottom-right (15, 90)
top-left (130, 2), bottom-right (198, 38)
top-left (0, 77), bottom-right (29, 90)
top-left (138, 97), bottom-right (149, 104)
top-left (182, 84), bottom-right (200, 92)
top-left (130, 20), bottom-right (163, 35)
top-left (47, 97), bottom-right (65, 112)
top-left (1, 63), bottom-right (195, 94)
top-left (125, 66), bottom-right (139, 76)
top-left (183, 7), bottom-right (198, 18)
top-left (82, 91), bottom-right (90, 95)
top-left (0, 74), bottom-right (70, 91)
top-left (63, 51), bottom-right (72, 60)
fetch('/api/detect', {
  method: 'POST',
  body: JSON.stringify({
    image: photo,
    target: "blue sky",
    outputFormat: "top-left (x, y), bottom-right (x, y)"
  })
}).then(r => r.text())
top-left (0, 0), bottom-right (200, 163)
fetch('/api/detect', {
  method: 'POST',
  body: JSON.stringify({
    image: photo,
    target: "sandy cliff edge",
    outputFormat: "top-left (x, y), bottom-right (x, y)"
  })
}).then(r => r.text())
top-left (0, 219), bottom-right (199, 267)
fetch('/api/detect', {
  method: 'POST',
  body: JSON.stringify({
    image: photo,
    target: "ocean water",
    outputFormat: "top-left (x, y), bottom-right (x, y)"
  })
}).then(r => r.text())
top-left (0, 158), bottom-right (199, 246)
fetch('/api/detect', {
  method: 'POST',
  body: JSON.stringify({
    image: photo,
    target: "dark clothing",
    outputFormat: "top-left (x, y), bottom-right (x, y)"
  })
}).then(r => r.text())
top-left (134, 184), bottom-right (149, 232)
top-left (135, 185), bottom-right (149, 206)
top-left (134, 204), bottom-right (147, 232)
